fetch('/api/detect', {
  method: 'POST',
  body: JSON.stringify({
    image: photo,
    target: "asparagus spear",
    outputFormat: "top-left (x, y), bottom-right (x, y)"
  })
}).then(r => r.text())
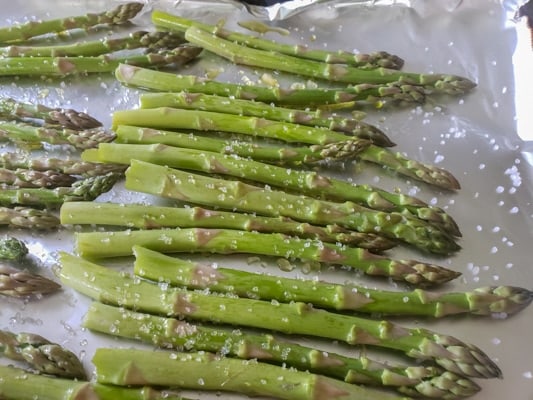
top-left (124, 160), bottom-right (460, 256)
top-left (112, 108), bottom-right (460, 190)
top-left (0, 30), bottom-right (185, 58)
top-left (0, 151), bottom-right (127, 177)
top-left (0, 2), bottom-right (144, 43)
top-left (0, 365), bottom-right (191, 400)
top-left (0, 365), bottom-right (94, 400)
top-left (0, 45), bottom-right (202, 76)
top-left (74, 227), bottom-right (459, 286)
top-left (60, 202), bottom-right (396, 251)
top-left (0, 167), bottom-right (77, 188)
top-left (91, 142), bottom-right (459, 234)
top-left (133, 246), bottom-right (533, 318)
top-left (59, 252), bottom-right (501, 378)
top-left (138, 91), bottom-right (394, 147)
top-left (0, 263), bottom-right (60, 297)
top-left (86, 302), bottom-right (480, 398)
top-left (0, 173), bottom-right (121, 208)
top-left (0, 120), bottom-right (115, 149)
top-left (0, 206), bottom-right (60, 229)
top-left (0, 330), bottom-right (85, 379)
top-left (152, 11), bottom-right (405, 70)
top-left (0, 97), bottom-right (102, 130)
top-left (115, 64), bottom-right (428, 107)
top-left (184, 26), bottom-right (475, 95)
top-left (113, 125), bottom-right (365, 165)
top-left (94, 348), bottom-right (410, 400)
top-left (0, 236), bottom-right (28, 261)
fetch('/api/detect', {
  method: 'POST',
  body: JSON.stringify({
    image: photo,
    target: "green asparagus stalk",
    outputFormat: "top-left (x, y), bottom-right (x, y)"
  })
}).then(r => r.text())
top-left (59, 252), bottom-right (501, 378)
top-left (0, 329), bottom-right (85, 379)
top-left (0, 97), bottom-right (102, 130)
top-left (134, 246), bottom-right (532, 318)
top-left (91, 142), bottom-right (459, 234)
top-left (124, 160), bottom-right (460, 256)
top-left (0, 46), bottom-right (202, 76)
top-left (0, 30), bottom-right (185, 58)
top-left (86, 302), bottom-right (481, 398)
top-left (184, 26), bottom-right (475, 95)
top-left (0, 263), bottom-right (60, 297)
top-left (60, 202), bottom-right (396, 251)
top-left (112, 108), bottom-right (460, 190)
top-left (94, 348), bottom-right (410, 400)
top-left (152, 11), bottom-right (405, 69)
top-left (113, 125), bottom-right (365, 164)
top-left (115, 64), bottom-right (427, 107)
top-left (0, 365), bottom-right (93, 400)
top-left (0, 167), bottom-right (77, 188)
top-left (0, 151), bottom-right (126, 177)
top-left (0, 2), bottom-right (144, 43)
top-left (0, 120), bottom-right (115, 149)
top-left (74, 227), bottom-right (459, 286)
top-left (138, 91), bottom-right (394, 147)
top-left (0, 206), bottom-right (60, 229)
top-left (0, 236), bottom-right (28, 261)
top-left (0, 365), bottom-right (191, 400)
top-left (0, 173), bottom-right (121, 208)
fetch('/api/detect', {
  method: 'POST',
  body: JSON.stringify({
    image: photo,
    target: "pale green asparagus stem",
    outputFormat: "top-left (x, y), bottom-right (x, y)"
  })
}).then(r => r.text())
top-left (152, 11), bottom-right (405, 69)
top-left (134, 246), bottom-right (532, 318)
top-left (0, 31), bottom-right (185, 58)
top-left (111, 108), bottom-right (460, 190)
top-left (0, 46), bottom-right (202, 76)
top-left (86, 302), bottom-right (481, 399)
top-left (60, 202), bottom-right (396, 251)
top-left (0, 3), bottom-right (144, 43)
top-left (74, 227), bottom-right (459, 287)
top-left (59, 253), bottom-right (501, 378)
top-left (0, 365), bottom-right (94, 400)
top-left (0, 263), bottom-right (61, 297)
top-left (93, 348), bottom-right (409, 400)
top-left (115, 64), bottom-right (427, 107)
top-left (0, 97), bottom-right (102, 130)
top-left (0, 206), bottom-right (60, 229)
top-left (0, 365), bottom-right (191, 400)
top-left (139, 91), bottom-right (394, 147)
top-left (124, 160), bottom-right (460, 256)
top-left (0, 330), bottom-right (85, 379)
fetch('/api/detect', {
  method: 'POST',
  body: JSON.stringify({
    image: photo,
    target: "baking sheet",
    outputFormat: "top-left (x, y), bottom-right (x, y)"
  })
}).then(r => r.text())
top-left (1, 0), bottom-right (532, 399)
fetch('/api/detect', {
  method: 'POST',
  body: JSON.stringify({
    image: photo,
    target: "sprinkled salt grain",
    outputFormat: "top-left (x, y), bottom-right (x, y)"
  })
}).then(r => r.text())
top-left (509, 206), bottom-right (519, 214)
top-left (492, 337), bottom-right (501, 345)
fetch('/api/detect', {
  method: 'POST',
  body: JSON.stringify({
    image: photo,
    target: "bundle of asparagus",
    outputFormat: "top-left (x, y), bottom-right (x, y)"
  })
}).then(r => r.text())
top-left (59, 253), bottom-right (503, 381)
top-left (0, 3), bottom-right (203, 77)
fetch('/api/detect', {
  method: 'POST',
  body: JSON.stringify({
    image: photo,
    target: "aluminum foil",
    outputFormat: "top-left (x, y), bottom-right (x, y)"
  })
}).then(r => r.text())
top-left (0, 1), bottom-right (532, 399)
